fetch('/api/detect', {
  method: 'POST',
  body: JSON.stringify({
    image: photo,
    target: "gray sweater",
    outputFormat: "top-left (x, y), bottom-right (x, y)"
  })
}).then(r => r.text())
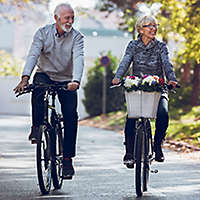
top-left (22, 23), bottom-right (84, 82)
top-left (115, 35), bottom-right (177, 82)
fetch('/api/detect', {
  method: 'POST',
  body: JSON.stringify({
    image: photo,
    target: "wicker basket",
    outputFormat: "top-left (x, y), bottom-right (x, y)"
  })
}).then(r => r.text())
top-left (125, 91), bottom-right (161, 118)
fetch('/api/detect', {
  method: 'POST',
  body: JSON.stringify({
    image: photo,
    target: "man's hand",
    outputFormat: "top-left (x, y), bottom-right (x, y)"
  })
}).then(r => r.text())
top-left (112, 78), bottom-right (120, 85)
top-left (67, 82), bottom-right (79, 91)
top-left (168, 80), bottom-right (177, 88)
top-left (13, 76), bottom-right (29, 93)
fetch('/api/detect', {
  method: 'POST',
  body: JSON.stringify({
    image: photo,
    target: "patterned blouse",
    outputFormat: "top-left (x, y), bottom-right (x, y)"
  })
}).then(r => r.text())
top-left (115, 35), bottom-right (177, 82)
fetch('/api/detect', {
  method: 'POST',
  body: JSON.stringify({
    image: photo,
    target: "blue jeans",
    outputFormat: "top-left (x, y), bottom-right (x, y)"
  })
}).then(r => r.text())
top-left (32, 72), bottom-right (78, 158)
top-left (124, 96), bottom-right (168, 153)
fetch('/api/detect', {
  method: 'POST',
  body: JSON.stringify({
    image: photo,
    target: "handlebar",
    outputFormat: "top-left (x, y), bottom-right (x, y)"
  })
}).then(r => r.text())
top-left (16, 83), bottom-right (68, 97)
top-left (110, 82), bottom-right (181, 91)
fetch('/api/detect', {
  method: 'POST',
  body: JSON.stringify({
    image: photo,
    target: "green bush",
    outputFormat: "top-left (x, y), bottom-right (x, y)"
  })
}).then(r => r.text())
top-left (83, 51), bottom-right (125, 117)
top-left (0, 50), bottom-right (24, 76)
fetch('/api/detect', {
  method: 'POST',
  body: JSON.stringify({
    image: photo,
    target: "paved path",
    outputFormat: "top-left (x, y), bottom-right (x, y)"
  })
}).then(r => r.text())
top-left (0, 115), bottom-right (200, 200)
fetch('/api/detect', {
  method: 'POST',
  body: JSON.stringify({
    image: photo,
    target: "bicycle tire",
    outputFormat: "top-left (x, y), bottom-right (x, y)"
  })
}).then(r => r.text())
top-left (52, 122), bottom-right (64, 189)
top-left (135, 122), bottom-right (144, 197)
top-left (37, 125), bottom-right (52, 195)
top-left (143, 124), bottom-right (150, 192)
top-left (143, 119), bottom-right (152, 192)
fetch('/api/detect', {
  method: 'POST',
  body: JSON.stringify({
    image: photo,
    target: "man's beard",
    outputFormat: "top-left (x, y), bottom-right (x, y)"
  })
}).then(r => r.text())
top-left (60, 24), bottom-right (72, 32)
top-left (58, 18), bottom-right (72, 32)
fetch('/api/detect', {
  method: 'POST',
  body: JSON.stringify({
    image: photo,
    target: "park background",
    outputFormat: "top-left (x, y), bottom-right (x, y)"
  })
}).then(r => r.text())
top-left (0, 0), bottom-right (200, 151)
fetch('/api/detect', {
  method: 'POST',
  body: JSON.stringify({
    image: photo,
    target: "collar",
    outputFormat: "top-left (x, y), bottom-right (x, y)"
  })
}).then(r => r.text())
top-left (54, 24), bottom-right (67, 38)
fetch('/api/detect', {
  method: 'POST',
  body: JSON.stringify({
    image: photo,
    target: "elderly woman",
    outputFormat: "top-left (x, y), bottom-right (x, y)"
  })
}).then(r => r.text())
top-left (112, 15), bottom-right (177, 167)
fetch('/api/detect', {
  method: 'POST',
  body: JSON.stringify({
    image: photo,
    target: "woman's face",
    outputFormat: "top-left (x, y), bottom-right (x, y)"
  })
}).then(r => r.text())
top-left (140, 21), bottom-right (158, 40)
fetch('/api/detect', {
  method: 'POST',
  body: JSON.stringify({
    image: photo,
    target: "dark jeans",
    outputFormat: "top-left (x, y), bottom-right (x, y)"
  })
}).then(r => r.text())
top-left (124, 96), bottom-right (168, 153)
top-left (32, 72), bottom-right (78, 158)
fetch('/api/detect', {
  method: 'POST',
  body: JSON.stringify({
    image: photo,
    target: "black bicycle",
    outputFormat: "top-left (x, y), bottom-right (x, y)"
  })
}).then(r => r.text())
top-left (17, 83), bottom-right (66, 194)
top-left (111, 83), bottom-right (180, 197)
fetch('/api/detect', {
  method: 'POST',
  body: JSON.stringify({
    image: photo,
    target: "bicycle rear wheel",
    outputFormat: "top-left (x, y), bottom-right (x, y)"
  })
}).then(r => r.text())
top-left (37, 125), bottom-right (52, 195)
top-left (135, 123), bottom-right (144, 197)
top-left (52, 122), bottom-right (64, 189)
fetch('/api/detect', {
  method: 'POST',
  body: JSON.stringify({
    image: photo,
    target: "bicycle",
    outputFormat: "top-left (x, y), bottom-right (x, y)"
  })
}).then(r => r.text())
top-left (17, 83), bottom-right (67, 194)
top-left (111, 83), bottom-right (180, 197)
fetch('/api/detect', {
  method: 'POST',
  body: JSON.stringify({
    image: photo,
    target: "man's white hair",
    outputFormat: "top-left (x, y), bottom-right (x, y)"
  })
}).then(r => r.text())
top-left (54, 3), bottom-right (73, 17)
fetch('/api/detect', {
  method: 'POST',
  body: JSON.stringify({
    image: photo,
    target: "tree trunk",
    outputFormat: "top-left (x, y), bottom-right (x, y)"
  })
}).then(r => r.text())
top-left (181, 62), bottom-right (191, 84)
top-left (191, 62), bottom-right (200, 106)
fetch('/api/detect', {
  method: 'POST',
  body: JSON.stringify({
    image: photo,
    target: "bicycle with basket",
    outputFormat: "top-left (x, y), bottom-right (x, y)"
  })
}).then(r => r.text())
top-left (111, 74), bottom-right (179, 197)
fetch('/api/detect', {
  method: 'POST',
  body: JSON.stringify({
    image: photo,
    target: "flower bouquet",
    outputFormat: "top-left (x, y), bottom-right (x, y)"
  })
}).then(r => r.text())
top-left (122, 75), bottom-right (164, 118)
top-left (122, 75), bottom-right (164, 93)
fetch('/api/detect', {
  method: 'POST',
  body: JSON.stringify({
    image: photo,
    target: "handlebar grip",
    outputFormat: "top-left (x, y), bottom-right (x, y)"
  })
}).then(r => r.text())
top-left (110, 83), bottom-right (122, 88)
top-left (167, 84), bottom-right (181, 90)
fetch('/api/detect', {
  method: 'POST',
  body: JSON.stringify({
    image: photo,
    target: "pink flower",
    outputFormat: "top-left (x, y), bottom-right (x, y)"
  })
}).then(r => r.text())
top-left (159, 77), bottom-right (164, 85)
top-left (129, 75), bottom-right (135, 79)
top-left (143, 75), bottom-right (148, 79)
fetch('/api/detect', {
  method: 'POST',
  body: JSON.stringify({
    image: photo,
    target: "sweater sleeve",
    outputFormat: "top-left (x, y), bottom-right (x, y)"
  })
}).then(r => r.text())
top-left (22, 29), bottom-right (44, 77)
top-left (114, 41), bottom-right (134, 79)
top-left (72, 33), bottom-right (84, 83)
top-left (160, 43), bottom-right (177, 81)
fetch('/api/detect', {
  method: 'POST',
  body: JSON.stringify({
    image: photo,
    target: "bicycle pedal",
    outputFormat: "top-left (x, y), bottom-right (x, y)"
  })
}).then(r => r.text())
top-left (31, 139), bottom-right (37, 144)
top-left (150, 169), bottom-right (158, 173)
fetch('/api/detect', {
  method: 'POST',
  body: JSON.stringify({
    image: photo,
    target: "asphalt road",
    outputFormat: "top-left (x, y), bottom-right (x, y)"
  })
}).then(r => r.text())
top-left (0, 115), bottom-right (200, 200)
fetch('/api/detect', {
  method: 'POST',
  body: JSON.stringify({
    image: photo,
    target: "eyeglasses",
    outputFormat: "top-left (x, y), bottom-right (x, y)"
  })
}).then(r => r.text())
top-left (143, 24), bottom-right (159, 28)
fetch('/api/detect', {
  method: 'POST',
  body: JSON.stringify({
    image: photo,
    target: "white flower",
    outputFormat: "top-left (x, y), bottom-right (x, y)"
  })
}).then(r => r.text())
top-left (124, 77), bottom-right (139, 88)
top-left (142, 75), bottom-right (154, 85)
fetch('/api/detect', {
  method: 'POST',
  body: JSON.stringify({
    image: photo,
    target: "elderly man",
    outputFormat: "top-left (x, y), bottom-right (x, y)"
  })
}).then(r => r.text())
top-left (14, 3), bottom-right (84, 179)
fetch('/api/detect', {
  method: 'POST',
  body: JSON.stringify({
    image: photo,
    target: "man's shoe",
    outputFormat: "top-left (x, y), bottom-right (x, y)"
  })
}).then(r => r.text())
top-left (63, 158), bottom-right (75, 179)
top-left (28, 126), bottom-right (39, 144)
top-left (123, 153), bottom-right (134, 169)
top-left (154, 145), bottom-right (165, 162)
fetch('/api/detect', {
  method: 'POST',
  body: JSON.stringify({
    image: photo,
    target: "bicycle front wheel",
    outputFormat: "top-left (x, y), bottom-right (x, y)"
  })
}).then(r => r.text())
top-left (135, 124), bottom-right (144, 197)
top-left (37, 125), bottom-right (52, 195)
top-left (52, 122), bottom-right (63, 189)
top-left (143, 120), bottom-right (151, 192)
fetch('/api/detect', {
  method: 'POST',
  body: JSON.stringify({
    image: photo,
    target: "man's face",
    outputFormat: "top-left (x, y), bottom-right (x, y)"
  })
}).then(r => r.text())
top-left (57, 7), bottom-right (74, 32)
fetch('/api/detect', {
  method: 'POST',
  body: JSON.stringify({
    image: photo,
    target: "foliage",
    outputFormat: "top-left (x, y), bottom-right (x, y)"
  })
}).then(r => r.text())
top-left (82, 51), bottom-right (125, 117)
top-left (167, 106), bottom-right (200, 147)
top-left (151, 0), bottom-right (200, 65)
top-left (0, 0), bottom-right (48, 4)
top-left (0, 50), bottom-right (24, 76)
top-left (0, 0), bottom-right (48, 21)
top-left (123, 75), bottom-right (164, 92)
top-left (96, 0), bottom-right (144, 35)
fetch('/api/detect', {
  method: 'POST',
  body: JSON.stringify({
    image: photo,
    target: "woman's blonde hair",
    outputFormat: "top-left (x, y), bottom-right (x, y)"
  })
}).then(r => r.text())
top-left (135, 15), bottom-right (157, 32)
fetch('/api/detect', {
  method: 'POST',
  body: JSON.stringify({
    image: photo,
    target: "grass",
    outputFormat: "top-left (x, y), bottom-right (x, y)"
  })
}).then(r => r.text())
top-left (86, 106), bottom-right (200, 148)
top-left (167, 106), bottom-right (200, 147)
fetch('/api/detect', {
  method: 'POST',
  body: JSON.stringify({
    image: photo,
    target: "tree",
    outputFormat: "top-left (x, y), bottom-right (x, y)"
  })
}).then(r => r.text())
top-left (0, 0), bottom-right (49, 21)
top-left (83, 51), bottom-right (125, 116)
top-left (96, 0), bottom-right (145, 37)
top-left (151, 0), bottom-right (200, 106)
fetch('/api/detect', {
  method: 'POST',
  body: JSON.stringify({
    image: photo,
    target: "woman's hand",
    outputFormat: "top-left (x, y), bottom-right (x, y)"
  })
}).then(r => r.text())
top-left (168, 80), bottom-right (177, 88)
top-left (112, 78), bottom-right (121, 85)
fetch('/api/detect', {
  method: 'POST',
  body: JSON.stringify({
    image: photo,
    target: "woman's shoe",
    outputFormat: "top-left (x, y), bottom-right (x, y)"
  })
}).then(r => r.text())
top-left (154, 145), bottom-right (165, 162)
top-left (123, 153), bottom-right (134, 168)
